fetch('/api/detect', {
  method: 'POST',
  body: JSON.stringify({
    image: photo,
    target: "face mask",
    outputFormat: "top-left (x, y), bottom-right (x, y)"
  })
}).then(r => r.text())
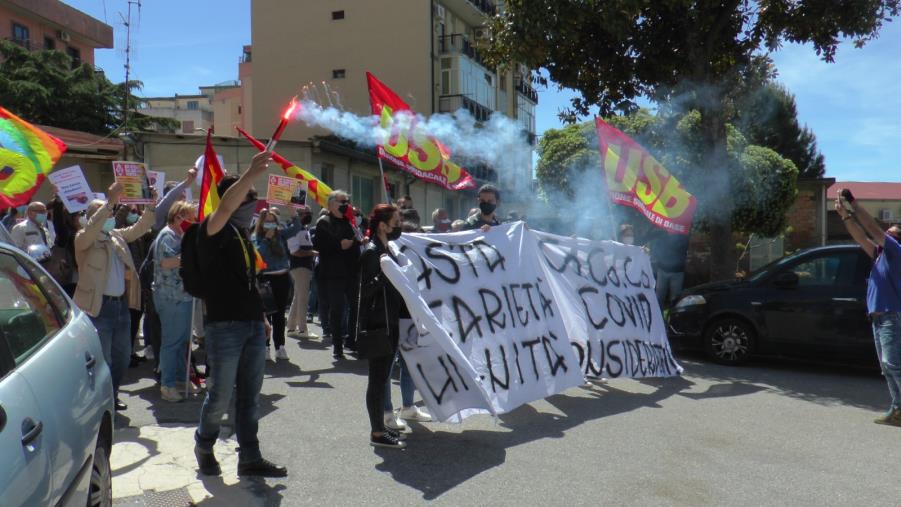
top-left (34, 213), bottom-right (47, 225)
top-left (127, 212), bottom-right (139, 224)
top-left (263, 222), bottom-right (278, 230)
top-left (479, 201), bottom-right (497, 216)
top-left (102, 218), bottom-right (116, 233)
top-left (16, 205), bottom-right (26, 215)
top-left (229, 200), bottom-right (257, 230)
top-left (387, 225), bottom-right (402, 241)
top-left (338, 203), bottom-right (349, 215)
top-left (178, 220), bottom-right (193, 234)
top-left (621, 236), bottom-right (634, 245)
top-left (355, 214), bottom-right (363, 223)
top-left (301, 215), bottom-right (312, 226)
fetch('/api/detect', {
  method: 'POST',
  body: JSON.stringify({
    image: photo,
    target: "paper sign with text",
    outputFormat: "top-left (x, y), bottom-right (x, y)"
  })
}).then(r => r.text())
top-left (146, 170), bottom-right (165, 200)
top-left (112, 161), bottom-right (153, 204)
top-left (47, 165), bottom-right (93, 213)
top-left (383, 222), bottom-right (681, 422)
top-left (266, 174), bottom-right (306, 208)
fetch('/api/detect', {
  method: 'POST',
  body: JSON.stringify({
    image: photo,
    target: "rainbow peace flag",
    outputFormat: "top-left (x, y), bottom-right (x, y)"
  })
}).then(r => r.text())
top-left (0, 107), bottom-right (67, 208)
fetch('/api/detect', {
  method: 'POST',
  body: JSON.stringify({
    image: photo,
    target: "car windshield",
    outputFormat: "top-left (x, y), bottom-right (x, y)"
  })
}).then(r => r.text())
top-left (747, 250), bottom-right (808, 282)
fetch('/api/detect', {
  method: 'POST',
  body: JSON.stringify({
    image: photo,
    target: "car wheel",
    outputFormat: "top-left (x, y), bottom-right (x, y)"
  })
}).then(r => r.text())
top-left (87, 440), bottom-right (112, 507)
top-left (704, 318), bottom-right (754, 365)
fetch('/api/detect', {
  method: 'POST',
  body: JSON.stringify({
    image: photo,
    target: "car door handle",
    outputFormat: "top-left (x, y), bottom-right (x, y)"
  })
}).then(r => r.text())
top-left (832, 297), bottom-right (858, 302)
top-left (85, 352), bottom-right (97, 370)
top-left (0, 404), bottom-right (6, 433)
top-left (21, 418), bottom-right (43, 446)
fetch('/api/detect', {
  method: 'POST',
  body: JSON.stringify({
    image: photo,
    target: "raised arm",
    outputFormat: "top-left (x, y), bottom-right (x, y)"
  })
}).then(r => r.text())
top-left (75, 182), bottom-right (123, 252)
top-left (154, 168), bottom-right (196, 231)
top-left (207, 151), bottom-right (271, 236)
top-left (848, 199), bottom-right (885, 247)
top-left (836, 196), bottom-right (878, 258)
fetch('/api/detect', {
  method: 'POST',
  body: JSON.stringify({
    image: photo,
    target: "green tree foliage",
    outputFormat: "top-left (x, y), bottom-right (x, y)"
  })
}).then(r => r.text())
top-left (0, 40), bottom-right (177, 134)
top-left (488, 0), bottom-right (897, 277)
top-left (735, 82), bottom-right (826, 178)
top-left (537, 109), bottom-right (798, 237)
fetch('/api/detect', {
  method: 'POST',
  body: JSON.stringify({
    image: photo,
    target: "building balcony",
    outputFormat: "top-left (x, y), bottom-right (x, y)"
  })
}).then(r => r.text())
top-left (524, 130), bottom-right (537, 146)
top-left (438, 94), bottom-right (493, 122)
top-left (467, 162), bottom-right (498, 183)
top-left (515, 78), bottom-right (538, 103)
top-left (439, 34), bottom-right (489, 68)
top-left (440, 0), bottom-right (497, 27)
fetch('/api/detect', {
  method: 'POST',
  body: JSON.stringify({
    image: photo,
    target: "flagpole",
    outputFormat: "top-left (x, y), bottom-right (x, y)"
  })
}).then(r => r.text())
top-left (378, 158), bottom-right (390, 204)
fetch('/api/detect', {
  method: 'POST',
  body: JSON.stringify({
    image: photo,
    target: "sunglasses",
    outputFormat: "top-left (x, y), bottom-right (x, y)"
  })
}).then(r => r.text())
top-left (337, 199), bottom-right (350, 204)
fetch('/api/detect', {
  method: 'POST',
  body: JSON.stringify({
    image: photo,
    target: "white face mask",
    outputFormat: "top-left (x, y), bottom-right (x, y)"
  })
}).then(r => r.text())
top-left (621, 236), bottom-right (635, 245)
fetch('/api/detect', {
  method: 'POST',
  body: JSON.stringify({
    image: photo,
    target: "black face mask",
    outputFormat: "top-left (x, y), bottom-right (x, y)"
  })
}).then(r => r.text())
top-left (301, 215), bottom-right (312, 225)
top-left (337, 203), bottom-right (349, 215)
top-left (479, 201), bottom-right (497, 216)
top-left (387, 226), bottom-right (402, 241)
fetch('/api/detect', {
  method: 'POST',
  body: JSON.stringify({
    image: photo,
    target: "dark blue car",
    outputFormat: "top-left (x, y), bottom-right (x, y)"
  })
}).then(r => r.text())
top-left (668, 244), bottom-right (874, 365)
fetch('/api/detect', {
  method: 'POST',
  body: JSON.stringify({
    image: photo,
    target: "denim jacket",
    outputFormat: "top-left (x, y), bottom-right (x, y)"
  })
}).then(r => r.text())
top-left (151, 226), bottom-right (192, 303)
top-left (253, 217), bottom-right (302, 273)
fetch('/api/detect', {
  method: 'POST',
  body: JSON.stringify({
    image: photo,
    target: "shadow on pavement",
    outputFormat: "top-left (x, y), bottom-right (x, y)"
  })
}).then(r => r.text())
top-left (110, 426), bottom-right (162, 478)
top-left (193, 476), bottom-right (287, 507)
top-left (674, 352), bottom-right (888, 411)
top-left (375, 375), bottom-right (695, 500)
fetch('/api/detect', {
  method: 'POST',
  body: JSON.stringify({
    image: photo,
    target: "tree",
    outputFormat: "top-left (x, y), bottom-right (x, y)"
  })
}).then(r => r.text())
top-left (488, 1), bottom-right (897, 278)
top-left (537, 109), bottom-right (798, 238)
top-left (0, 40), bottom-right (177, 134)
top-left (735, 82), bottom-right (826, 178)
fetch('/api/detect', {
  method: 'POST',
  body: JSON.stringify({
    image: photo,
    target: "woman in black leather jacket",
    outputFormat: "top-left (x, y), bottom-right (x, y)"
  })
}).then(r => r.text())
top-left (358, 203), bottom-right (406, 449)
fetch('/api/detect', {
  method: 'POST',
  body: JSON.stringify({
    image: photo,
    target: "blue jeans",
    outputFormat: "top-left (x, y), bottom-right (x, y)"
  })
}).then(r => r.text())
top-left (872, 312), bottom-right (901, 411)
top-left (90, 296), bottom-right (131, 396)
top-left (656, 269), bottom-right (685, 307)
top-left (384, 354), bottom-right (415, 411)
top-left (153, 293), bottom-right (193, 388)
top-left (195, 320), bottom-right (266, 463)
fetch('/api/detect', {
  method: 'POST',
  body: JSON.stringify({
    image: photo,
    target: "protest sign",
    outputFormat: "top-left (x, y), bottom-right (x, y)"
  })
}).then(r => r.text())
top-left (287, 228), bottom-right (312, 254)
top-left (146, 170), bottom-right (166, 199)
top-left (112, 161), bottom-right (153, 204)
top-left (383, 222), bottom-right (681, 422)
top-left (266, 174), bottom-right (306, 208)
top-left (48, 165), bottom-right (92, 213)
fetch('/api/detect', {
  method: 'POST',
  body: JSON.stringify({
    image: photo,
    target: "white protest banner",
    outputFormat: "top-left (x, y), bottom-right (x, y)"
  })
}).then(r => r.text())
top-left (48, 165), bottom-right (92, 213)
top-left (383, 222), bottom-right (681, 422)
top-left (146, 170), bottom-right (166, 199)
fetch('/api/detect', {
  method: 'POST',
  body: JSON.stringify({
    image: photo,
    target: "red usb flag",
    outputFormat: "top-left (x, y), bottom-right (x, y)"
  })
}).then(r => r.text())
top-left (366, 71), bottom-right (476, 191)
top-left (595, 117), bottom-right (696, 234)
top-left (197, 128), bottom-right (225, 221)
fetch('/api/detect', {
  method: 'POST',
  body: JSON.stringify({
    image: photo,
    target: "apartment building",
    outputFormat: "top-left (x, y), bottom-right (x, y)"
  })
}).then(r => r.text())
top-left (249, 0), bottom-right (537, 223)
top-left (0, 0), bottom-right (112, 66)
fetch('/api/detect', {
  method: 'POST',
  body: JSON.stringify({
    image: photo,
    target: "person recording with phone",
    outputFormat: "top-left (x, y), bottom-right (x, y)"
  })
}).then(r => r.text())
top-left (836, 188), bottom-right (901, 427)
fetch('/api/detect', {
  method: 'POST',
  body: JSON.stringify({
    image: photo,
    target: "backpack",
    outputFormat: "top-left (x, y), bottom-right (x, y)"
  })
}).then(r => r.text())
top-left (138, 236), bottom-right (157, 292)
top-left (179, 223), bottom-right (208, 298)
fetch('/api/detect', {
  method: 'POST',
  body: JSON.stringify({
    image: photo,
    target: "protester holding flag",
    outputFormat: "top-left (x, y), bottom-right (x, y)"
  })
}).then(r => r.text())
top-left (192, 150), bottom-right (287, 478)
top-left (152, 201), bottom-right (198, 402)
top-left (359, 203), bottom-right (406, 449)
top-left (465, 184), bottom-right (502, 231)
top-left (74, 181), bottom-right (157, 412)
top-left (254, 207), bottom-right (303, 361)
top-left (313, 190), bottom-right (361, 359)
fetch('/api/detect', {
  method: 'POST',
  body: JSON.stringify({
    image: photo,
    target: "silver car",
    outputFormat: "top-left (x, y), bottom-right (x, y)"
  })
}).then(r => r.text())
top-left (0, 234), bottom-right (115, 506)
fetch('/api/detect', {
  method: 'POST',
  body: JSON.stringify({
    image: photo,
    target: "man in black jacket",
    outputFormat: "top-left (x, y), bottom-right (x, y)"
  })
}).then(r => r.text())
top-left (313, 190), bottom-right (361, 358)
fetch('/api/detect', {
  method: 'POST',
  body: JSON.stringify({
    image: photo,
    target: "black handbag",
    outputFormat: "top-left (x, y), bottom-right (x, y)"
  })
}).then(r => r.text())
top-left (356, 276), bottom-right (395, 359)
top-left (257, 276), bottom-right (278, 315)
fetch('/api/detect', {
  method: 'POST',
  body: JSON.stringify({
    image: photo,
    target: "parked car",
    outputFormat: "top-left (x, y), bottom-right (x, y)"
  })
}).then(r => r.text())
top-left (668, 244), bottom-right (874, 366)
top-left (0, 240), bottom-right (114, 506)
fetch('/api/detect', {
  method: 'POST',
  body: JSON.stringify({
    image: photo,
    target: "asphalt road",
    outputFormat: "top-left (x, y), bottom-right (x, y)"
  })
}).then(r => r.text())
top-left (112, 323), bottom-right (901, 506)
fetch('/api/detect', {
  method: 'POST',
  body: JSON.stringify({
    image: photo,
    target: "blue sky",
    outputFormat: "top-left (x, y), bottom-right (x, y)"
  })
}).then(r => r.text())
top-left (69, 0), bottom-right (899, 182)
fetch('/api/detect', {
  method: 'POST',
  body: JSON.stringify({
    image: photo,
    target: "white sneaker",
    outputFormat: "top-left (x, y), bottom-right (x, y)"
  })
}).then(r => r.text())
top-left (399, 405), bottom-right (432, 422)
top-left (384, 411), bottom-right (408, 431)
top-left (144, 347), bottom-right (155, 360)
top-left (276, 346), bottom-right (289, 360)
top-left (176, 381), bottom-right (200, 395)
top-left (266, 348), bottom-right (274, 362)
top-left (301, 332), bottom-right (320, 340)
top-left (160, 386), bottom-right (184, 402)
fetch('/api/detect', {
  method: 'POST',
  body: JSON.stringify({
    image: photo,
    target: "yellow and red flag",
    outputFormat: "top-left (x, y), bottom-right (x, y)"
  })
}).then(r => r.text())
top-left (595, 117), bottom-right (696, 235)
top-left (197, 128), bottom-right (225, 221)
top-left (235, 127), bottom-right (332, 208)
top-left (0, 107), bottom-right (67, 207)
top-left (366, 71), bottom-right (475, 191)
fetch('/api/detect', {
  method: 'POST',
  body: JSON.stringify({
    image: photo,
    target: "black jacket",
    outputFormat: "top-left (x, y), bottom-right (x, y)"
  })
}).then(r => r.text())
top-left (313, 214), bottom-right (360, 279)
top-left (357, 238), bottom-right (403, 338)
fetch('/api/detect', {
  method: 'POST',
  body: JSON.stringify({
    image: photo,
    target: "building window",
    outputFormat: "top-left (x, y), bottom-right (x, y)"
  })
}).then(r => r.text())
top-left (351, 174), bottom-right (375, 219)
top-left (238, 105), bottom-right (242, 115)
top-left (187, 100), bottom-right (199, 110)
top-left (182, 120), bottom-right (195, 133)
top-left (11, 23), bottom-right (29, 48)
top-left (320, 163), bottom-right (335, 187)
top-left (43, 36), bottom-right (55, 51)
top-left (66, 46), bottom-right (81, 67)
top-left (331, 10), bottom-right (345, 20)
top-left (332, 69), bottom-right (346, 79)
